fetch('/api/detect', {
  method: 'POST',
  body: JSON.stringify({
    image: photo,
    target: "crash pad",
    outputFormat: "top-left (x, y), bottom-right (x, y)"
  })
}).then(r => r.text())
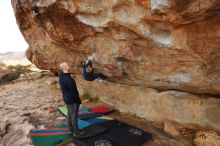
top-left (58, 106), bottom-right (111, 120)
top-left (31, 129), bottom-right (69, 133)
top-left (86, 116), bottom-right (113, 124)
top-left (75, 121), bottom-right (152, 146)
top-left (104, 125), bottom-right (152, 146)
top-left (97, 116), bottom-right (113, 120)
top-left (94, 120), bottom-right (125, 129)
top-left (58, 106), bottom-right (90, 116)
top-left (29, 119), bottom-right (90, 146)
top-left (30, 133), bottom-right (72, 146)
top-left (31, 119), bottom-right (91, 134)
top-left (75, 135), bottom-right (121, 146)
top-left (90, 106), bottom-right (111, 114)
top-left (73, 123), bottom-right (107, 139)
top-left (63, 119), bottom-right (91, 129)
top-left (79, 112), bottom-right (102, 120)
top-left (29, 120), bottom-right (109, 146)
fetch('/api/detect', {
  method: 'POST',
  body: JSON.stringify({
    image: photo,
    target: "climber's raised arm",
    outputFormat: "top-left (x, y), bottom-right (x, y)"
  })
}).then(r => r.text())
top-left (81, 55), bottom-right (106, 81)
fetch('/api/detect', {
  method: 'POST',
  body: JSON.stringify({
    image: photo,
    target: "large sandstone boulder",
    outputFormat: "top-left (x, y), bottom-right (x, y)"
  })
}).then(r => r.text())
top-left (12, 0), bottom-right (220, 95)
top-left (12, 0), bottom-right (220, 131)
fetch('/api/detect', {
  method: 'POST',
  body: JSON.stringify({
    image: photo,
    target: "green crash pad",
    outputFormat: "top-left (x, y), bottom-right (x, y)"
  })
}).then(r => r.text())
top-left (30, 123), bottom-right (70, 146)
top-left (30, 119), bottom-right (91, 146)
top-left (30, 133), bottom-right (71, 146)
top-left (58, 106), bottom-right (89, 116)
top-left (30, 121), bottom-right (109, 146)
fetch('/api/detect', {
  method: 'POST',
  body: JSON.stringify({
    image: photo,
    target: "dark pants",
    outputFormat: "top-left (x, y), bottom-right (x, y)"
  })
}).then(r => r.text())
top-left (93, 72), bottom-right (104, 80)
top-left (67, 104), bottom-right (79, 133)
top-left (85, 72), bottom-right (104, 81)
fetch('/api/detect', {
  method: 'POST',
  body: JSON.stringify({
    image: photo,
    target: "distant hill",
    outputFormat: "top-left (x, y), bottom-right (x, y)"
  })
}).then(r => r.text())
top-left (0, 51), bottom-right (42, 72)
top-left (0, 51), bottom-right (31, 66)
top-left (0, 51), bottom-right (26, 60)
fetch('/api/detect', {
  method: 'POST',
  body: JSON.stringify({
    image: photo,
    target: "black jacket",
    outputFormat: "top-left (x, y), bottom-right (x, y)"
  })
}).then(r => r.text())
top-left (82, 60), bottom-right (94, 81)
top-left (59, 73), bottom-right (81, 105)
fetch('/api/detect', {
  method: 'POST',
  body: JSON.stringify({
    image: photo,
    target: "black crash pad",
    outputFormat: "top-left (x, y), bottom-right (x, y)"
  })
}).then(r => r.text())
top-left (75, 121), bottom-right (152, 146)
top-left (75, 135), bottom-right (122, 146)
top-left (79, 113), bottom-right (102, 120)
top-left (105, 125), bottom-right (152, 146)
top-left (73, 123), bottom-right (107, 139)
top-left (94, 120), bottom-right (126, 129)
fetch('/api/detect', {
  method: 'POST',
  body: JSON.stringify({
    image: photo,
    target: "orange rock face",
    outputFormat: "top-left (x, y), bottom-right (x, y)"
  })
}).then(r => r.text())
top-left (12, 0), bottom-right (220, 95)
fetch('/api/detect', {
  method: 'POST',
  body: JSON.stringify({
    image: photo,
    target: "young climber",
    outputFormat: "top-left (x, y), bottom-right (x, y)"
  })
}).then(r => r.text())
top-left (81, 55), bottom-right (105, 81)
top-left (59, 62), bottom-right (85, 137)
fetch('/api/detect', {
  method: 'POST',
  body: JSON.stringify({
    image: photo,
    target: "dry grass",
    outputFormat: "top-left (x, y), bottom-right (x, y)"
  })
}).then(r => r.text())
top-left (194, 131), bottom-right (220, 146)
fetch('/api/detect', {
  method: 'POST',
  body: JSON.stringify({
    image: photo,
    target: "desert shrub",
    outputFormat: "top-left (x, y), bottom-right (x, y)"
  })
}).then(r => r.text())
top-left (0, 65), bottom-right (30, 84)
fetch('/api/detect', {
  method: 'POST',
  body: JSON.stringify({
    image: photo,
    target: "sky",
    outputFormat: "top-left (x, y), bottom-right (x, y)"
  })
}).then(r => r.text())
top-left (0, 0), bottom-right (28, 53)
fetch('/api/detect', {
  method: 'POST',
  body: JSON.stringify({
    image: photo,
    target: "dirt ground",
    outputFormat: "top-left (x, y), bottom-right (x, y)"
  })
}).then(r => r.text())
top-left (0, 74), bottom-right (193, 146)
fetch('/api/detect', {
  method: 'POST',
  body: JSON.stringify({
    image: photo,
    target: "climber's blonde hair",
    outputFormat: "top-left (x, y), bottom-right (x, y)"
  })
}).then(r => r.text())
top-left (59, 62), bottom-right (68, 70)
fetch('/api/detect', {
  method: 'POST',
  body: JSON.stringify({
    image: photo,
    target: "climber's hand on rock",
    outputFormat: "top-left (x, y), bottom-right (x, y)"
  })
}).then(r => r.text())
top-left (88, 56), bottom-right (94, 61)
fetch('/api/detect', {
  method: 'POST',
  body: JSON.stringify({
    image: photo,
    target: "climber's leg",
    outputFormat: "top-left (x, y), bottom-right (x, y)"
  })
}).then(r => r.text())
top-left (94, 72), bottom-right (106, 80)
